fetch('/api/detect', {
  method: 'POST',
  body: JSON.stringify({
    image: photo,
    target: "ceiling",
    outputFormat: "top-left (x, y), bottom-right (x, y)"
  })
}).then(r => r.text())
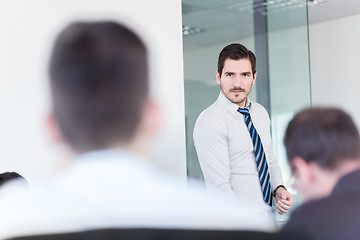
top-left (308, 0), bottom-right (360, 23)
top-left (182, 0), bottom-right (360, 50)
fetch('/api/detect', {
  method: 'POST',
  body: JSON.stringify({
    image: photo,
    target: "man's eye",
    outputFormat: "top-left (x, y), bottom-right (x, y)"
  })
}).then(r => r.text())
top-left (226, 73), bottom-right (233, 77)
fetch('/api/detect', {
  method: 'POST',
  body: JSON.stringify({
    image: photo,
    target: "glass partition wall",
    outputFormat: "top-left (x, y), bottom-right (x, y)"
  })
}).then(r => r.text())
top-left (182, 0), bottom-right (311, 225)
top-left (267, 0), bottom-right (312, 225)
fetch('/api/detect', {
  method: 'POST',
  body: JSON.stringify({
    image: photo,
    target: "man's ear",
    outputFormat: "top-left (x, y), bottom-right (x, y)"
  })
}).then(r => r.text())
top-left (45, 112), bottom-right (64, 144)
top-left (140, 99), bottom-right (162, 137)
top-left (252, 72), bottom-right (257, 85)
top-left (216, 71), bottom-right (221, 86)
top-left (291, 156), bottom-right (315, 186)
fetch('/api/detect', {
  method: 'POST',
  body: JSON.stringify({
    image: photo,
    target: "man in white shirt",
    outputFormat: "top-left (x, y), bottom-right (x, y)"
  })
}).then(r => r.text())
top-left (193, 43), bottom-right (294, 215)
top-left (0, 23), bottom-right (276, 239)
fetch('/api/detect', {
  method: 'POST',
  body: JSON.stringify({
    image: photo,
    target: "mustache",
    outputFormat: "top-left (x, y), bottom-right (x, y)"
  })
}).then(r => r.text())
top-left (230, 88), bottom-right (245, 92)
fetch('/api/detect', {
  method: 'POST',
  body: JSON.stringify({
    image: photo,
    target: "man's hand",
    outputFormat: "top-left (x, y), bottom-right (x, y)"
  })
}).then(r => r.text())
top-left (275, 187), bottom-right (294, 214)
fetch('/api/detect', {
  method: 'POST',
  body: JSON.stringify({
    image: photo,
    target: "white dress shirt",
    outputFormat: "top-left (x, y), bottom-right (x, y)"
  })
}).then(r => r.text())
top-left (193, 92), bottom-right (284, 213)
top-left (0, 149), bottom-right (275, 239)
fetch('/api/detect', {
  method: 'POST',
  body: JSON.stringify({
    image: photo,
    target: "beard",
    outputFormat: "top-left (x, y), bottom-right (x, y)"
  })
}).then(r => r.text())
top-left (220, 85), bottom-right (249, 107)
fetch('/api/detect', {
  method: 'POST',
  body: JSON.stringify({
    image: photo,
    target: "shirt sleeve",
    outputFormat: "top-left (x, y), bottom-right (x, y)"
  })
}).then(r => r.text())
top-left (193, 113), bottom-right (236, 201)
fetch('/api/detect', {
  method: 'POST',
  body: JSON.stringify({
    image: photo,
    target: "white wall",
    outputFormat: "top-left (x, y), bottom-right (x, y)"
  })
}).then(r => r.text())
top-left (0, 0), bottom-right (186, 182)
top-left (309, 14), bottom-right (360, 128)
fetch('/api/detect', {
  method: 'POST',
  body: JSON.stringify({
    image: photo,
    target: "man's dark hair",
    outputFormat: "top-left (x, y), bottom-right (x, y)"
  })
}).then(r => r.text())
top-left (217, 43), bottom-right (256, 77)
top-left (284, 107), bottom-right (360, 169)
top-left (0, 172), bottom-right (27, 187)
top-left (49, 21), bottom-right (148, 153)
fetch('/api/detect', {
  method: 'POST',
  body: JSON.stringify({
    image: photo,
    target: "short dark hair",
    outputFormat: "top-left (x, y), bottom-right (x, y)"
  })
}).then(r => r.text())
top-left (49, 21), bottom-right (148, 152)
top-left (217, 43), bottom-right (256, 77)
top-left (0, 172), bottom-right (27, 187)
top-left (284, 107), bottom-right (360, 169)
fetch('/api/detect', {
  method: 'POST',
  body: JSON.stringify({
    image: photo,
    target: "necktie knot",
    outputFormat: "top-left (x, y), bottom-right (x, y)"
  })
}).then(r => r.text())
top-left (237, 107), bottom-right (250, 116)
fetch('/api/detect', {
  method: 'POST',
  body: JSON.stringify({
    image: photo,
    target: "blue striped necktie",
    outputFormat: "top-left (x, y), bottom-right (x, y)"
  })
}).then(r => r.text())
top-left (238, 107), bottom-right (272, 206)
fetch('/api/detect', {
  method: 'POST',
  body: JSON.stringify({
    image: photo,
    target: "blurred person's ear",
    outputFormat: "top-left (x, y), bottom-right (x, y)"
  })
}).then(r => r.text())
top-left (129, 99), bottom-right (162, 158)
top-left (292, 157), bottom-right (338, 202)
top-left (291, 157), bottom-right (315, 200)
top-left (45, 112), bottom-right (65, 145)
top-left (139, 99), bottom-right (162, 137)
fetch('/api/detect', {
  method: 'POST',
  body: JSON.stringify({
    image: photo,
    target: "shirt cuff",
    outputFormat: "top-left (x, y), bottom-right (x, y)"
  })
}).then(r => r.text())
top-left (273, 185), bottom-right (286, 196)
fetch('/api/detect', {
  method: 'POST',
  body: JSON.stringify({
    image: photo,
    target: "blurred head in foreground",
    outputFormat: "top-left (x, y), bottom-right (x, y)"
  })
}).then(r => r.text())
top-left (284, 107), bottom-right (360, 201)
top-left (46, 21), bottom-right (159, 157)
top-left (0, 172), bottom-right (27, 188)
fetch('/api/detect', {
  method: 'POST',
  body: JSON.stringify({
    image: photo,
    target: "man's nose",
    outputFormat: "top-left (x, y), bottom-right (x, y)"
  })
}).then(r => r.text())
top-left (233, 75), bottom-right (242, 87)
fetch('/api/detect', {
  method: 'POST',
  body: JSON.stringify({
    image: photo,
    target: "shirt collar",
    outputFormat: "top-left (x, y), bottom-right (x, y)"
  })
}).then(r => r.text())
top-left (217, 91), bottom-right (252, 115)
top-left (72, 149), bottom-right (149, 168)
